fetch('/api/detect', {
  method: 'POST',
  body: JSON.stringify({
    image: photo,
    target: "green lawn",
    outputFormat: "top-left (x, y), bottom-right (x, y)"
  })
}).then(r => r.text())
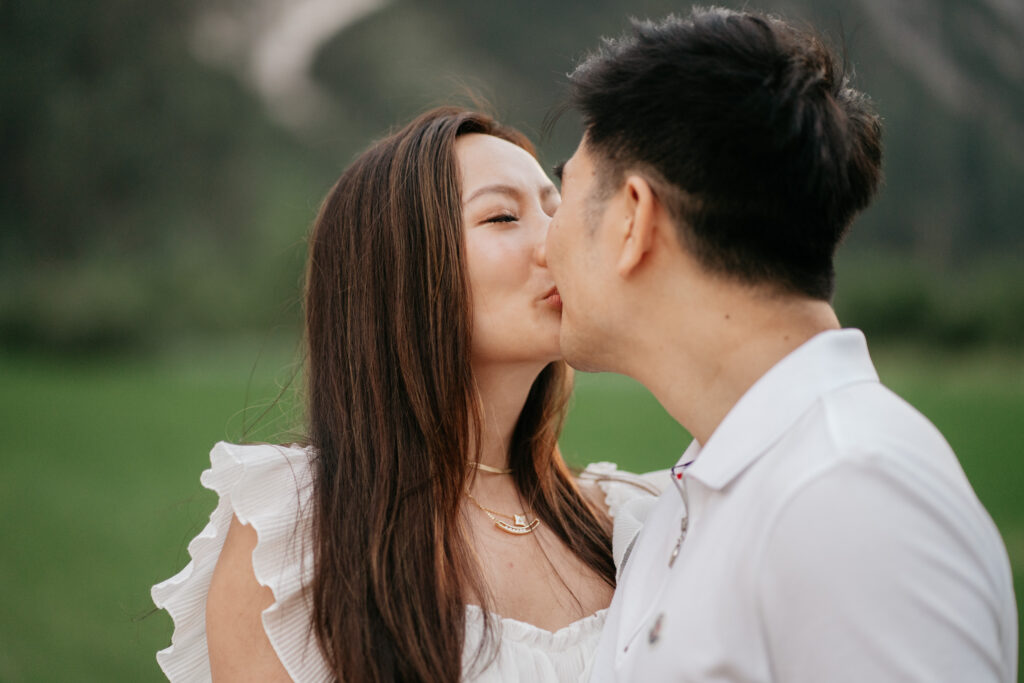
top-left (1, 341), bottom-right (1021, 681)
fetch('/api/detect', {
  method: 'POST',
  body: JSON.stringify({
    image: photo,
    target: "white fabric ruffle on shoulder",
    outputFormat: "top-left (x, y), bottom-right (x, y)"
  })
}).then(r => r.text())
top-left (151, 445), bottom-right (667, 682)
top-left (579, 462), bottom-right (669, 572)
top-left (151, 442), bottom-right (331, 682)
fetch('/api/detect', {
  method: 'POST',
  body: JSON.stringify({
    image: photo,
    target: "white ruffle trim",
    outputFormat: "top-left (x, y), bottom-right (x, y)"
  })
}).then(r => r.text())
top-left (580, 462), bottom-right (670, 572)
top-left (151, 445), bottom-right (664, 682)
top-left (462, 605), bottom-right (608, 683)
top-left (151, 442), bottom-right (331, 683)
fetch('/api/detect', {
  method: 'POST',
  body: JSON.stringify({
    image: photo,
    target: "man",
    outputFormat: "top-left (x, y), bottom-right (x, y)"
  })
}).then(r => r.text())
top-left (544, 8), bottom-right (1017, 682)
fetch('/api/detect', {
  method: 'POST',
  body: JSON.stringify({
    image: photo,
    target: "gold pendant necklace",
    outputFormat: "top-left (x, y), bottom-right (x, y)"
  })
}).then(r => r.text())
top-left (465, 491), bottom-right (540, 535)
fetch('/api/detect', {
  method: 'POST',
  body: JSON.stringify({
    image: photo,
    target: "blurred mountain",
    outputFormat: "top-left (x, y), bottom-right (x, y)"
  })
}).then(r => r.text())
top-left (1, 0), bottom-right (1021, 350)
top-left (304, 0), bottom-right (1024, 262)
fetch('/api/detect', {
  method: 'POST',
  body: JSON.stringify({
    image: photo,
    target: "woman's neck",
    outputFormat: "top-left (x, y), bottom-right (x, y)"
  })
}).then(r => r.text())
top-left (470, 360), bottom-right (545, 471)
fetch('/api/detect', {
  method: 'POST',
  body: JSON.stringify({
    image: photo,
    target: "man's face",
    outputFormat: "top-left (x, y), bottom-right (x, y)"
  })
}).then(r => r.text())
top-left (545, 138), bottom-right (618, 371)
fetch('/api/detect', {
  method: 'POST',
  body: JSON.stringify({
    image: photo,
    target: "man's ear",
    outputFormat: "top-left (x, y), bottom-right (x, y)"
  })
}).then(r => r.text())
top-left (617, 174), bottom-right (658, 277)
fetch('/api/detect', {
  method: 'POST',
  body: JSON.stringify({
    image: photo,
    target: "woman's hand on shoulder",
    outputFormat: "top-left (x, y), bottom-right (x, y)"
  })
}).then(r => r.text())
top-left (206, 515), bottom-right (293, 682)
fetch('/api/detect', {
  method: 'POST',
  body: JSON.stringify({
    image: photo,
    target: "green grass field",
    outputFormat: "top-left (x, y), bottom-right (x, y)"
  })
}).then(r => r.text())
top-left (2, 342), bottom-right (1021, 681)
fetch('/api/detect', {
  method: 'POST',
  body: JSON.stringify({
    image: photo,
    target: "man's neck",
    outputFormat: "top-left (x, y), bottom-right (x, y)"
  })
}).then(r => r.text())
top-left (625, 287), bottom-right (840, 446)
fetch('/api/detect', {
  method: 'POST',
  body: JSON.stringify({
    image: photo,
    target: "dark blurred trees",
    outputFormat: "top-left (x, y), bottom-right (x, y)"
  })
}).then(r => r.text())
top-left (1, 0), bottom-right (325, 349)
top-left (6, 0), bottom-right (198, 259)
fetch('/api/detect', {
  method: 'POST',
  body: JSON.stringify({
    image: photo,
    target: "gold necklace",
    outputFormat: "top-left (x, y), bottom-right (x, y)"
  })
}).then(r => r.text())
top-left (465, 491), bottom-right (540, 535)
top-left (470, 462), bottom-right (513, 475)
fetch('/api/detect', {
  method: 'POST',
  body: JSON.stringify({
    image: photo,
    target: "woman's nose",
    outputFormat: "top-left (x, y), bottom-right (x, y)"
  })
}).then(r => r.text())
top-left (535, 216), bottom-right (551, 267)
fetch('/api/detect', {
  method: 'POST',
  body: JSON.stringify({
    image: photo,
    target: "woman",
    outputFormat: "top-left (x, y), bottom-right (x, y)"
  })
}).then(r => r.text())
top-left (152, 107), bottom-right (661, 682)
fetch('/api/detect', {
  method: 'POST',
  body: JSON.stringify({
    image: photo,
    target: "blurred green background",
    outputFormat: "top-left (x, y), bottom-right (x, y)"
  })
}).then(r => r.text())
top-left (1, 0), bottom-right (1021, 680)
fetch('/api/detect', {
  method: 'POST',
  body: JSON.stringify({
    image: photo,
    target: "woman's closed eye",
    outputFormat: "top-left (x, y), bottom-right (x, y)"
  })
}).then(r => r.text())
top-left (485, 213), bottom-right (519, 224)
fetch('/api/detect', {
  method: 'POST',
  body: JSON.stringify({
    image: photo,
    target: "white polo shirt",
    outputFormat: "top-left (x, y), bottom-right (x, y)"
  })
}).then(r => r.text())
top-left (590, 329), bottom-right (1017, 682)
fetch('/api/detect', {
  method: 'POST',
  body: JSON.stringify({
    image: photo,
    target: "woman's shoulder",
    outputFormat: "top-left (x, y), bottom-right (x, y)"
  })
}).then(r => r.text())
top-left (151, 441), bottom-right (332, 682)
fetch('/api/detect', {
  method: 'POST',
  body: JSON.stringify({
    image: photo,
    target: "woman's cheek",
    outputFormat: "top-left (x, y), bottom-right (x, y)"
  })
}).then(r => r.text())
top-left (470, 235), bottom-right (521, 292)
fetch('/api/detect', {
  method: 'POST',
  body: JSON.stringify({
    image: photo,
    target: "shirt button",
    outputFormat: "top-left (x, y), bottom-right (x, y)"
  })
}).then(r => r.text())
top-left (648, 612), bottom-right (665, 645)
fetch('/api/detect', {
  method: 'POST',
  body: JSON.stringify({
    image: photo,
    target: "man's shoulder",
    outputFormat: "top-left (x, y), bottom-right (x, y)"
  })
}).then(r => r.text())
top-left (772, 379), bottom-right (958, 480)
top-left (754, 379), bottom-right (1006, 559)
top-left (822, 380), bottom-right (950, 452)
top-left (749, 380), bottom-right (978, 528)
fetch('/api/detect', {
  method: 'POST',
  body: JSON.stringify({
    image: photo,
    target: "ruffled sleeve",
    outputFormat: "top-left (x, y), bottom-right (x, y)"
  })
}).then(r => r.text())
top-left (151, 441), bottom-right (332, 683)
top-left (579, 462), bottom-right (669, 575)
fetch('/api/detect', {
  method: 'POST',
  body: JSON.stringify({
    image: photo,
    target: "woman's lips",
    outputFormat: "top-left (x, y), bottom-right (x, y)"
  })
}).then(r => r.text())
top-left (543, 287), bottom-right (562, 310)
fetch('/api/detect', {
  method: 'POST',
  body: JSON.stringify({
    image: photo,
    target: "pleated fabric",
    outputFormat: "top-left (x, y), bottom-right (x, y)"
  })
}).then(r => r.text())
top-left (151, 442), bottom-right (330, 682)
top-left (151, 443), bottom-right (663, 682)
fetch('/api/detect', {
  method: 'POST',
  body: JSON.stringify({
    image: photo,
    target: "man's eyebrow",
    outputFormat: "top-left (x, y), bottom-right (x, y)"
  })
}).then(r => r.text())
top-left (552, 161), bottom-right (566, 182)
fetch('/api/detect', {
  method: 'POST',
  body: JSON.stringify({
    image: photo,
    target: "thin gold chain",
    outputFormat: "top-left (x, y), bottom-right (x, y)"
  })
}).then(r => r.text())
top-left (464, 491), bottom-right (521, 521)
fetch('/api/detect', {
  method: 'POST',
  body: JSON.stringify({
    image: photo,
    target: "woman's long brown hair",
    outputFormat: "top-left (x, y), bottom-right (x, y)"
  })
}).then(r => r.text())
top-left (304, 107), bottom-right (614, 682)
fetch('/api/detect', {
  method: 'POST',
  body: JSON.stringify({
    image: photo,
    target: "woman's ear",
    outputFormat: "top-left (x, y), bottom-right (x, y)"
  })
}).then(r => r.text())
top-left (616, 174), bottom-right (658, 277)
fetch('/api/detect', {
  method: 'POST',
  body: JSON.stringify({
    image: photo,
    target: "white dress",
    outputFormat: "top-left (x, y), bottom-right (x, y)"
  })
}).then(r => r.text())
top-left (151, 442), bottom-right (665, 682)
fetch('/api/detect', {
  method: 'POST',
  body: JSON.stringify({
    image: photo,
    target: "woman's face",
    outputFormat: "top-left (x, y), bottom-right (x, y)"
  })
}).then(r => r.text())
top-left (457, 133), bottom-right (562, 367)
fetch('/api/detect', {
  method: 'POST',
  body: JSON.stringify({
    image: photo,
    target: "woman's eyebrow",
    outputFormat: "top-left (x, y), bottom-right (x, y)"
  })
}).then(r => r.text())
top-left (464, 182), bottom-right (558, 207)
top-left (464, 184), bottom-right (520, 204)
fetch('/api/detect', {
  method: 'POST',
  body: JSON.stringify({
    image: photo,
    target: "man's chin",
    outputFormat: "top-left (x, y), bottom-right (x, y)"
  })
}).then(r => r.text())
top-left (558, 331), bottom-right (608, 374)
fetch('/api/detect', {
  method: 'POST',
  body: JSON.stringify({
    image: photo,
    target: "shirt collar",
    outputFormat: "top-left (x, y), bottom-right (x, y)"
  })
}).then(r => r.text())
top-left (679, 328), bottom-right (879, 490)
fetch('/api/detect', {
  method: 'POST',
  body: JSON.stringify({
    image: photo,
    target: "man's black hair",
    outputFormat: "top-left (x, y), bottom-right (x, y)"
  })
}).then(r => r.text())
top-left (570, 7), bottom-right (883, 300)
